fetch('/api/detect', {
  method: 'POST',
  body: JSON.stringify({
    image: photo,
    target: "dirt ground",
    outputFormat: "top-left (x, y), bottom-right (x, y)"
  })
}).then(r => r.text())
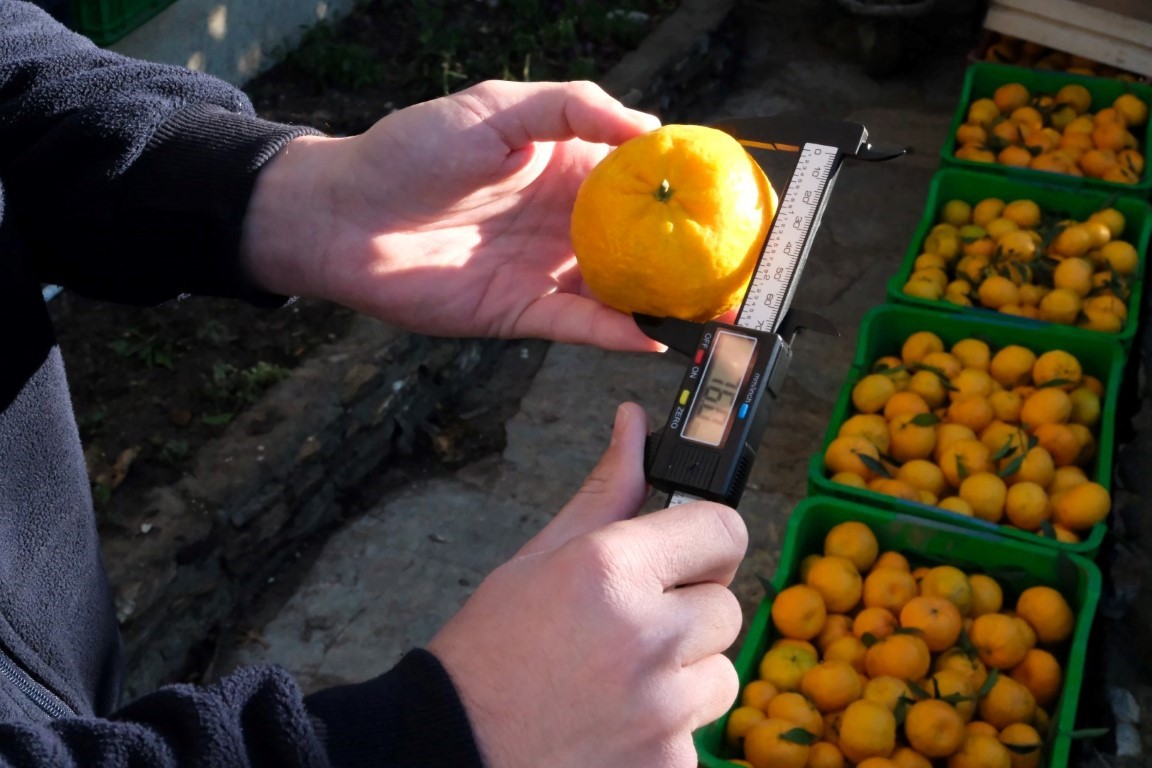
top-left (50, 0), bottom-right (676, 533)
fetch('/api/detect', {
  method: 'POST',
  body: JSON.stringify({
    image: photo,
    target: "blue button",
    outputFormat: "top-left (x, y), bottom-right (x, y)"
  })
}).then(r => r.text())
top-left (738, 404), bottom-right (749, 419)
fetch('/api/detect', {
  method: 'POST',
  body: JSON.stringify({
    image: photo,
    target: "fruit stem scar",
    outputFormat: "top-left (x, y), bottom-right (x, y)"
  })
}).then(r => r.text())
top-left (654, 178), bottom-right (673, 202)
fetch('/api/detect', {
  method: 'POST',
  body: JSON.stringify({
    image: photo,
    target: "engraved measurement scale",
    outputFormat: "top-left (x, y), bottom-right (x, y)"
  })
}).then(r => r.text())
top-left (637, 116), bottom-right (906, 508)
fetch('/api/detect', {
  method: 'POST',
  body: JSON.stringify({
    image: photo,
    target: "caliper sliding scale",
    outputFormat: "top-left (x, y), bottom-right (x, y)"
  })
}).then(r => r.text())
top-left (638, 115), bottom-right (906, 509)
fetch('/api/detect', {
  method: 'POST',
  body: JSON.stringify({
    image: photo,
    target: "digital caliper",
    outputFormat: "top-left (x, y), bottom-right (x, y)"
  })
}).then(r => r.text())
top-left (638, 115), bottom-right (906, 508)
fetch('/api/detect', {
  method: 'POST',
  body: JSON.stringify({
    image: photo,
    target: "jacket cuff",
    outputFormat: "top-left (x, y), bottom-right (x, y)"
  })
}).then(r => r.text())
top-left (111, 104), bottom-right (323, 305)
top-left (304, 648), bottom-right (485, 768)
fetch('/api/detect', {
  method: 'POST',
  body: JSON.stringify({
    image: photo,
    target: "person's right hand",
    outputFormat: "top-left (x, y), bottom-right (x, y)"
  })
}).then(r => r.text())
top-left (427, 401), bottom-right (747, 768)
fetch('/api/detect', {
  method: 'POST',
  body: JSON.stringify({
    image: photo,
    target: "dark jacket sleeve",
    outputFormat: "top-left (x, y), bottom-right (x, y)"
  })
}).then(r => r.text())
top-left (0, 0), bottom-right (318, 305)
top-left (0, 652), bottom-right (484, 768)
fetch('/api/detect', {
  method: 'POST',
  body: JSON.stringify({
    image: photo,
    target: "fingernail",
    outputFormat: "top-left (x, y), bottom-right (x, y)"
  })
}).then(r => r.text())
top-left (610, 403), bottom-right (630, 447)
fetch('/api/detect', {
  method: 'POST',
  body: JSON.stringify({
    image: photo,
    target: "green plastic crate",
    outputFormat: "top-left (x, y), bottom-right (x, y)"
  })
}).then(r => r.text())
top-left (941, 62), bottom-right (1152, 196)
top-left (887, 168), bottom-right (1152, 349)
top-left (807, 304), bottom-right (1125, 556)
top-left (694, 496), bottom-right (1102, 768)
top-left (71, 0), bottom-right (176, 46)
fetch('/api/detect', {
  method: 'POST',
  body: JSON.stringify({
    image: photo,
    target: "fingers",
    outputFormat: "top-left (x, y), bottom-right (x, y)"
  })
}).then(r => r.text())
top-left (663, 582), bottom-right (744, 666)
top-left (512, 292), bottom-right (667, 352)
top-left (455, 80), bottom-right (661, 150)
top-left (518, 402), bottom-right (651, 555)
top-left (681, 654), bottom-right (741, 732)
top-left (615, 502), bottom-right (748, 590)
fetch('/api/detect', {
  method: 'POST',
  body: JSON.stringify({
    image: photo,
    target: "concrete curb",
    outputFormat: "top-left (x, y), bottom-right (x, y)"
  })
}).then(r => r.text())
top-left (109, 0), bottom-right (743, 698)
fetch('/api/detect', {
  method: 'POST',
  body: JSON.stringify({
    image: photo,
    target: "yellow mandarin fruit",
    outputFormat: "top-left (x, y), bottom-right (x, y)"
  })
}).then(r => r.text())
top-left (997, 230), bottom-right (1037, 261)
top-left (999, 723), bottom-right (1043, 768)
top-left (1010, 648), bottom-right (1063, 707)
top-left (884, 390), bottom-right (930, 420)
top-left (865, 633), bottom-right (932, 681)
top-left (959, 472), bottom-right (1008, 523)
top-left (808, 741), bottom-right (846, 768)
top-left (1010, 107), bottom-right (1044, 131)
top-left (1080, 307), bottom-right (1124, 333)
top-left (900, 595), bottom-right (963, 652)
top-left (936, 647), bottom-right (989, 693)
top-left (1089, 207), bottom-right (1125, 238)
top-left (759, 643), bottom-right (818, 692)
top-left (956, 123), bottom-right (989, 147)
top-left (1078, 148), bottom-right (1118, 178)
top-left (766, 690), bottom-right (824, 736)
top-left (967, 99), bottom-right (1001, 127)
top-left (874, 551), bottom-right (910, 572)
top-left (1052, 256), bottom-right (1094, 297)
top-left (1031, 423), bottom-right (1081, 467)
top-left (891, 746), bottom-right (934, 768)
top-left (920, 565), bottom-right (974, 616)
top-left (1033, 707), bottom-right (1052, 738)
top-left (1016, 283), bottom-right (1047, 308)
top-left (774, 638), bottom-right (819, 657)
top-left (897, 459), bottom-right (948, 498)
top-left (948, 734), bottom-right (1012, 768)
top-left (1004, 482), bottom-right (1050, 531)
top-left (1055, 84), bottom-right (1092, 113)
top-left (839, 413), bottom-right (891, 452)
top-left (1048, 463), bottom-right (1088, 493)
top-left (905, 699), bottom-right (967, 759)
top-left (853, 374), bottom-right (898, 414)
top-left (1100, 240), bottom-right (1138, 275)
top-left (949, 395), bottom-right (996, 433)
top-left (1015, 586), bottom-right (1074, 644)
top-left (935, 423), bottom-right (978, 461)
top-left (888, 414), bottom-right (937, 463)
top-left (940, 496), bottom-right (975, 516)
top-left (1113, 93), bottom-right (1148, 126)
top-left (1032, 350), bottom-right (1082, 389)
top-left (989, 346), bottom-right (1036, 388)
top-left (977, 276), bottom-right (1020, 310)
top-left (1067, 387), bottom-right (1101, 428)
top-left (1078, 218), bottom-right (1112, 248)
top-left (1094, 107), bottom-right (1127, 127)
top-left (972, 198), bottom-right (1006, 227)
top-left (853, 606), bottom-right (898, 641)
top-left (824, 435), bottom-right (882, 480)
top-left (726, 705), bottom-right (768, 749)
top-left (978, 675), bottom-right (1037, 730)
top-left (822, 708), bottom-right (846, 747)
top-left (839, 699), bottom-right (898, 764)
top-left (1065, 114), bottom-right (1095, 134)
top-left (1068, 422), bottom-right (1096, 466)
top-left (863, 676), bottom-right (913, 712)
top-left (1083, 294), bottom-right (1127, 322)
top-left (800, 554), bottom-right (822, 582)
top-left (1012, 616), bottom-right (1037, 653)
top-left (905, 275), bottom-right (945, 301)
top-left (743, 717), bottom-right (811, 768)
top-left (907, 369), bottom-right (948, 409)
top-left (741, 678), bottom-right (779, 711)
top-left (831, 472), bottom-right (867, 488)
top-left (915, 252), bottom-right (949, 271)
top-left (921, 351), bottom-right (964, 380)
top-left (969, 574), bottom-right (1004, 616)
top-left (926, 668), bottom-right (978, 721)
top-left (997, 145), bottom-right (1033, 168)
top-left (939, 439), bottom-right (993, 489)
top-left (994, 83), bottom-right (1030, 113)
top-left (825, 521), bottom-right (880, 572)
top-left (862, 567), bottom-right (920, 614)
top-left (942, 199), bottom-right (974, 227)
top-left (1038, 288), bottom-right (1082, 324)
top-left (902, 332), bottom-right (946, 366)
top-left (951, 368), bottom-right (996, 401)
top-left (801, 660), bottom-right (864, 713)
top-left (952, 338), bottom-right (992, 371)
top-left (1019, 387), bottom-right (1072, 427)
top-left (824, 635), bottom-right (868, 675)
top-left (1117, 148), bottom-right (1145, 175)
top-left (772, 585), bottom-right (828, 640)
top-left (816, 613), bottom-right (854, 653)
top-left (1052, 524), bottom-right (1081, 544)
top-left (1049, 226), bottom-right (1093, 259)
top-left (806, 555), bottom-right (863, 614)
top-left (1055, 476), bottom-right (1105, 531)
top-left (969, 613), bottom-right (1029, 670)
top-left (856, 757), bottom-right (899, 768)
top-left (1002, 200), bottom-right (1041, 229)
top-left (571, 125), bottom-right (777, 321)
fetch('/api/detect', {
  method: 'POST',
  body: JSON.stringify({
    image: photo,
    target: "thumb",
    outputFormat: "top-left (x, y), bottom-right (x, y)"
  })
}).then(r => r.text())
top-left (519, 402), bottom-right (650, 556)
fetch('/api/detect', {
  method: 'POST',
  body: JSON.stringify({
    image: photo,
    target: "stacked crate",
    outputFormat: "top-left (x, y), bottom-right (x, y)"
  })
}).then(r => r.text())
top-left (697, 60), bottom-right (1152, 768)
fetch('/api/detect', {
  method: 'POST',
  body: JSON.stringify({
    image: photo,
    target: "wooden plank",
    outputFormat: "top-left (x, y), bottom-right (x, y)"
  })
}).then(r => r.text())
top-left (985, 0), bottom-right (1152, 77)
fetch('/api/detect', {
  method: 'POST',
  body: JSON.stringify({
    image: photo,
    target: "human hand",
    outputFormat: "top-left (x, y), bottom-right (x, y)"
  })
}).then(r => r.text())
top-left (242, 80), bottom-right (664, 352)
top-left (426, 402), bottom-right (747, 768)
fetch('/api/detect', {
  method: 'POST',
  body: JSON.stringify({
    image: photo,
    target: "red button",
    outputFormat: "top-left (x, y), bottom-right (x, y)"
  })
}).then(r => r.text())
top-left (694, 349), bottom-right (705, 365)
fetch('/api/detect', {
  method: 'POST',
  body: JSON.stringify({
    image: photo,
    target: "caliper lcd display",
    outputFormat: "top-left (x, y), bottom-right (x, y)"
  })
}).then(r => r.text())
top-left (682, 330), bottom-right (757, 446)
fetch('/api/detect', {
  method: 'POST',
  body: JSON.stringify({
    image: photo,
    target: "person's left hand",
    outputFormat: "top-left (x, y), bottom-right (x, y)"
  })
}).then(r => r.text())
top-left (242, 80), bottom-right (664, 352)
